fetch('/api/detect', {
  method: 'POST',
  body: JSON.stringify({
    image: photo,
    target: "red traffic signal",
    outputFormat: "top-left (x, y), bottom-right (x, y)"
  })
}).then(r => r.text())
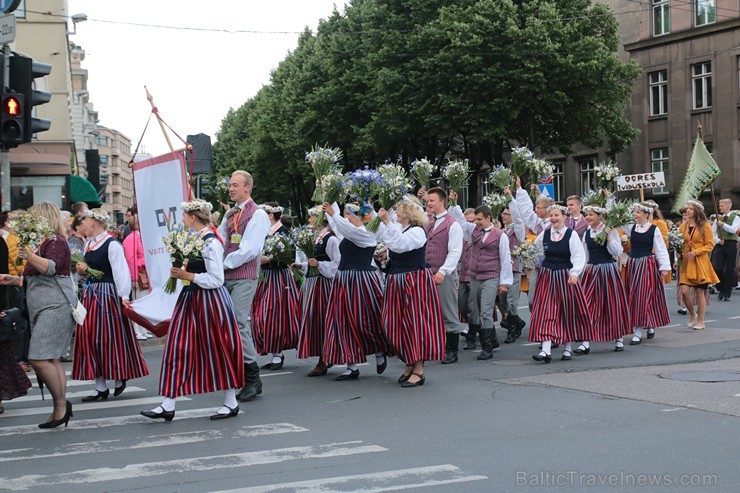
top-left (1, 93), bottom-right (24, 147)
top-left (4, 95), bottom-right (21, 116)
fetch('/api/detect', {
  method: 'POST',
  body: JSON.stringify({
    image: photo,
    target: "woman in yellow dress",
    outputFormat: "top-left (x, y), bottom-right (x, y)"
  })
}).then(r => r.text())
top-left (678, 200), bottom-right (719, 330)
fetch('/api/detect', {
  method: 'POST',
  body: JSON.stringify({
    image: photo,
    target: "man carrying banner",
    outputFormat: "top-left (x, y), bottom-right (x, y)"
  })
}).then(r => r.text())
top-left (713, 199), bottom-right (740, 301)
top-left (218, 170), bottom-right (271, 402)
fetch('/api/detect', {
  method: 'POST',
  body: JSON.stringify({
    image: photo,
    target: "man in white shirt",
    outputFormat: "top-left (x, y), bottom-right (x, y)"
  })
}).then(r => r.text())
top-left (218, 170), bottom-right (271, 402)
top-left (713, 199), bottom-right (740, 301)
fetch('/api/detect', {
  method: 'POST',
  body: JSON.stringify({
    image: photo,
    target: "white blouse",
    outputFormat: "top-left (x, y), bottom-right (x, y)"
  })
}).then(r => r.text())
top-left (514, 188), bottom-right (550, 233)
top-left (534, 226), bottom-right (586, 277)
top-left (191, 228), bottom-right (225, 290)
top-left (624, 222), bottom-right (671, 272)
top-left (380, 222), bottom-right (427, 253)
top-left (326, 202), bottom-right (377, 248)
top-left (84, 231), bottom-right (132, 300)
top-left (583, 225), bottom-right (623, 262)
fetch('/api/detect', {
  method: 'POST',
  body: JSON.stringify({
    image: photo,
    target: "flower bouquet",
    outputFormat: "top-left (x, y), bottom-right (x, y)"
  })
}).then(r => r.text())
top-left (291, 225), bottom-right (320, 277)
top-left (487, 165), bottom-right (513, 192)
top-left (162, 225), bottom-right (206, 294)
top-left (528, 158), bottom-right (553, 199)
top-left (668, 228), bottom-right (685, 269)
top-left (510, 146), bottom-right (534, 178)
top-left (71, 251), bottom-right (104, 280)
top-left (410, 158), bottom-right (436, 190)
top-left (581, 189), bottom-right (606, 209)
top-left (314, 169), bottom-right (345, 227)
top-left (210, 176), bottom-right (230, 207)
top-left (8, 212), bottom-right (56, 266)
top-left (482, 192), bottom-right (509, 219)
top-left (263, 232), bottom-right (303, 282)
top-left (344, 167), bottom-right (381, 222)
top-left (595, 200), bottom-right (633, 246)
top-left (442, 159), bottom-right (471, 206)
top-left (512, 242), bottom-right (544, 270)
top-left (365, 164), bottom-right (412, 233)
top-left (595, 161), bottom-right (620, 205)
top-left (306, 145), bottom-right (343, 203)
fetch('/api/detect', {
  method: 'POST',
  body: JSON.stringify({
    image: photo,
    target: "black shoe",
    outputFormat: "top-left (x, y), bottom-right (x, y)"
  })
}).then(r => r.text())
top-left (574, 345), bottom-right (590, 355)
top-left (677, 308), bottom-right (688, 315)
top-left (721, 297), bottom-right (731, 302)
top-left (441, 351), bottom-right (458, 364)
top-left (82, 389), bottom-right (110, 402)
top-left (504, 331), bottom-right (516, 344)
top-left (629, 337), bottom-right (641, 345)
top-left (718, 294), bottom-right (725, 301)
top-left (398, 366), bottom-right (413, 384)
top-left (477, 328), bottom-right (494, 360)
top-left (614, 344), bottom-right (624, 352)
top-left (514, 316), bottom-right (526, 338)
top-left (646, 329), bottom-right (655, 339)
top-left (210, 405), bottom-right (239, 420)
top-left (532, 352), bottom-right (551, 364)
top-left (307, 363), bottom-right (328, 377)
top-left (477, 349), bottom-right (494, 360)
top-left (140, 407), bottom-right (175, 422)
top-left (401, 373), bottom-right (425, 388)
top-left (237, 380), bottom-right (263, 402)
top-left (39, 401), bottom-right (73, 429)
top-left (500, 319), bottom-right (510, 329)
top-left (335, 369), bottom-right (359, 381)
top-left (270, 355), bottom-right (285, 371)
top-left (463, 338), bottom-right (477, 350)
top-left (113, 380), bottom-right (127, 397)
top-left (551, 343), bottom-right (559, 349)
top-left (561, 351), bottom-right (572, 361)
top-left (376, 355), bottom-right (387, 375)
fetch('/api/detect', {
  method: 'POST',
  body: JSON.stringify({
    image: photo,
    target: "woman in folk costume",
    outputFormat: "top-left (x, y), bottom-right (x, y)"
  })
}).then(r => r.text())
top-left (678, 200), bottom-right (720, 331)
top-left (377, 197), bottom-right (445, 387)
top-left (141, 200), bottom-right (244, 421)
top-left (252, 202), bottom-right (300, 371)
top-left (295, 206), bottom-right (341, 377)
top-left (74, 208), bottom-right (149, 400)
top-left (644, 200), bottom-right (671, 284)
top-left (623, 202), bottom-right (671, 345)
top-left (576, 205), bottom-right (631, 354)
top-left (322, 202), bottom-right (390, 380)
top-left (529, 205), bottom-right (592, 363)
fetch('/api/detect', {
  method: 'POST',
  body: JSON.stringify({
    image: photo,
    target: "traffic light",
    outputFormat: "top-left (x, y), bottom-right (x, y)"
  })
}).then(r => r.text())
top-left (8, 54), bottom-right (52, 142)
top-left (0, 93), bottom-right (24, 147)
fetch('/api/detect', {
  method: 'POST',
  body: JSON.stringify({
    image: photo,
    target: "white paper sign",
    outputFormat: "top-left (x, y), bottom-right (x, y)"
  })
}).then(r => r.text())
top-left (617, 172), bottom-right (666, 191)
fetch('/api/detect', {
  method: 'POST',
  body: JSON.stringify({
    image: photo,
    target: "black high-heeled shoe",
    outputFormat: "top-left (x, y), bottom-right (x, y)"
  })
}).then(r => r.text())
top-left (113, 380), bottom-right (127, 397)
top-left (39, 400), bottom-right (72, 429)
top-left (140, 406), bottom-right (175, 422)
top-left (82, 388), bottom-right (110, 402)
top-left (401, 373), bottom-right (425, 388)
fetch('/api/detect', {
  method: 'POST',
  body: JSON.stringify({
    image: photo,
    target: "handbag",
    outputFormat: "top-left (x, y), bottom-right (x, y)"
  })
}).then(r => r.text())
top-left (52, 276), bottom-right (88, 325)
top-left (0, 307), bottom-right (24, 342)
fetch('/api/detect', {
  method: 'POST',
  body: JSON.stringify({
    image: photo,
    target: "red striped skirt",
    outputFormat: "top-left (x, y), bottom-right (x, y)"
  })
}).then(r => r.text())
top-left (581, 263), bottom-right (632, 341)
top-left (159, 286), bottom-right (244, 398)
top-left (252, 268), bottom-right (300, 354)
top-left (297, 275), bottom-right (333, 359)
top-left (72, 282), bottom-right (149, 381)
top-left (322, 270), bottom-right (390, 365)
top-left (625, 256), bottom-right (671, 328)
top-left (382, 268), bottom-right (445, 363)
top-left (528, 267), bottom-right (593, 344)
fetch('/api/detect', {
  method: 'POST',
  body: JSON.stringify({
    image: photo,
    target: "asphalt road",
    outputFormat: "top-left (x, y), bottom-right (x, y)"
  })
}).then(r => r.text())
top-left (1, 283), bottom-right (739, 492)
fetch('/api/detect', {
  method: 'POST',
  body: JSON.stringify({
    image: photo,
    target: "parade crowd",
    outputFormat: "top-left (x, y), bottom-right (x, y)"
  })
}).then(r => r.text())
top-left (0, 168), bottom-right (739, 428)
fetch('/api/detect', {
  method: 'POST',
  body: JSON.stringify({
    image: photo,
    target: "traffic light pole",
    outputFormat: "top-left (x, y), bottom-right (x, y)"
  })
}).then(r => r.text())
top-left (1, 43), bottom-right (11, 212)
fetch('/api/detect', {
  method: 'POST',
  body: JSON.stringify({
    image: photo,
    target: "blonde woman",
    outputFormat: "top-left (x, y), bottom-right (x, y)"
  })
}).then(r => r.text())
top-left (73, 208), bottom-right (149, 401)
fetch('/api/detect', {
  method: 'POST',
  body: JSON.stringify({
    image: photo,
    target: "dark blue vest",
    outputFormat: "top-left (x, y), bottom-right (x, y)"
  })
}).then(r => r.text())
top-left (541, 228), bottom-right (573, 271)
top-left (337, 238), bottom-right (375, 272)
top-left (630, 224), bottom-right (656, 258)
top-left (585, 231), bottom-right (615, 265)
top-left (84, 236), bottom-right (115, 283)
top-left (185, 233), bottom-right (216, 274)
top-left (308, 232), bottom-right (335, 278)
top-left (387, 227), bottom-right (427, 274)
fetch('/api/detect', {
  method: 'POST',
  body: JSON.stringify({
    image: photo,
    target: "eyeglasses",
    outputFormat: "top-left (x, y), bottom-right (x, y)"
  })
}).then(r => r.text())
top-left (501, 212), bottom-right (511, 216)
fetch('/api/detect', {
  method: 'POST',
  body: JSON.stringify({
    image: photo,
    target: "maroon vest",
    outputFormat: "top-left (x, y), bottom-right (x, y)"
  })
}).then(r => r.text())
top-left (469, 227), bottom-right (503, 281)
top-left (459, 239), bottom-right (473, 283)
top-left (424, 213), bottom-right (455, 274)
top-left (224, 200), bottom-right (259, 280)
top-left (506, 226), bottom-right (521, 273)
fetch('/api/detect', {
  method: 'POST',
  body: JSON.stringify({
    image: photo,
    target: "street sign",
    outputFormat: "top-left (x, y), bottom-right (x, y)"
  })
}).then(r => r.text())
top-left (616, 172), bottom-right (666, 191)
top-left (0, 0), bottom-right (20, 15)
top-left (0, 13), bottom-right (15, 44)
top-left (538, 184), bottom-right (554, 198)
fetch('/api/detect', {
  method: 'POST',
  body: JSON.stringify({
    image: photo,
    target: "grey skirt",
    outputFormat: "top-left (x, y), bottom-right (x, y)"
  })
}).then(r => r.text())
top-left (26, 275), bottom-right (76, 360)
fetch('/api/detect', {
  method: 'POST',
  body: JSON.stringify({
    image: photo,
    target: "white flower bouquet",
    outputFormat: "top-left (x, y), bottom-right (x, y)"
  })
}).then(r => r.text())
top-left (9, 212), bottom-right (56, 266)
top-left (442, 159), bottom-right (471, 206)
top-left (366, 164), bottom-right (412, 233)
top-left (512, 242), bottom-right (544, 270)
top-left (162, 224), bottom-right (206, 294)
top-left (410, 158), bottom-right (436, 190)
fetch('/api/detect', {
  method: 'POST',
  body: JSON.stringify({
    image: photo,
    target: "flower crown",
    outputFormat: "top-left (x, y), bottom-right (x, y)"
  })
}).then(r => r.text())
top-left (399, 194), bottom-right (425, 213)
top-left (547, 204), bottom-right (568, 214)
top-left (632, 203), bottom-right (654, 214)
top-left (345, 203), bottom-right (361, 214)
top-left (583, 205), bottom-right (607, 216)
top-left (181, 199), bottom-right (213, 213)
top-left (307, 205), bottom-right (322, 217)
top-left (644, 200), bottom-right (659, 209)
top-left (83, 209), bottom-right (111, 223)
top-left (261, 204), bottom-right (285, 214)
top-left (374, 242), bottom-right (388, 255)
top-left (685, 199), bottom-right (704, 211)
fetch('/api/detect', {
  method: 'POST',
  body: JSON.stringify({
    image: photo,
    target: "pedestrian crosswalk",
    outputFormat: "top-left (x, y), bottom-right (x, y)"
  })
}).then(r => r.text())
top-left (0, 371), bottom-right (488, 492)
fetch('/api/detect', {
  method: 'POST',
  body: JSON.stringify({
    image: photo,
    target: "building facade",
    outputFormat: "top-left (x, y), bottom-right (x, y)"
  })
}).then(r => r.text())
top-left (70, 42), bottom-right (99, 179)
top-left (97, 126), bottom-right (134, 224)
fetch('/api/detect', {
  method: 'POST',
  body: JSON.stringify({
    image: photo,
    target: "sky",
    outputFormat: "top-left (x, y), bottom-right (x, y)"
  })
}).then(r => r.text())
top-left (68, 0), bottom-right (348, 157)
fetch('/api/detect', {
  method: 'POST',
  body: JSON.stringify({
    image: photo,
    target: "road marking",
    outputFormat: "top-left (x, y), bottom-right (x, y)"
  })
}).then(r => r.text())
top-left (704, 320), bottom-right (717, 323)
top-left (260, 371), bottom-right (293, 377)
top-left (0, 441), bottom-right (387, 491)
top-left (0, 396), bottom-right (190, 420)
top-left (729, 316), bottom-right (740, 320)
top-left (10, 387), bottom-right (146, 403)
top-left (665, 324), bottom-right (681, 328)
top-left (216, 464), bottom-right (488, 493)
top-left (0, 423), bottom-right (308, 462)
top-left (521, 343), bottom-right (540, 346)
top-left (661, 408), bottom-right (685, 412)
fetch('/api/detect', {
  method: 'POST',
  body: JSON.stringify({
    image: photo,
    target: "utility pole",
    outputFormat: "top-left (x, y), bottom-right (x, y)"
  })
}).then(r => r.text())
top-left (1, 43), bottom-right (12, 212)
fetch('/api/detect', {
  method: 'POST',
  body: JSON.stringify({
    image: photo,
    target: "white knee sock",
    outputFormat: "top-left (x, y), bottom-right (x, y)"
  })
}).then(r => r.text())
top-left (615, 338), bottom-right (624, 347)
top-left (376, 353), bottom-right (386, 365)
top-left (271, 353), bottom-right (282, 364)
top-left (541, 340), bottom-right (552, 355)
top-left (223, 389), bottom-right (237, 409)
top-left (157, 397), bottom-right (176, 412)
top-left (564, 342), bottom-right (572, 353)
top-left (345, 363), bottom-right (358, 373)
top-left (634, 327), bottom-right (643, 339)
top-left (581, 341), bottom-right (590, 349)
top-left (94, 377), bottom-right (108, 392)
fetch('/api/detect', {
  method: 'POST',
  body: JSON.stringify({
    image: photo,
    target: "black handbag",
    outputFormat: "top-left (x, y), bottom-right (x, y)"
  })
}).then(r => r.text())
top-left (0, 307), bottom-right (24, 342)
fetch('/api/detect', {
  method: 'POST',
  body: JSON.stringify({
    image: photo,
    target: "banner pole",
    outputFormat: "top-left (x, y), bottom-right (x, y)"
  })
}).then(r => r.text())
top-left (145, 86), bottom-right (175, 152)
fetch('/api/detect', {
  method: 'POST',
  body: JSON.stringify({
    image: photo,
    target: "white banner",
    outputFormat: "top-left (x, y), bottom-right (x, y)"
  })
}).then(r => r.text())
top-left (129, 151), bottom-right (190, 332)
top-left (617, 172), bottom-right (666, 191)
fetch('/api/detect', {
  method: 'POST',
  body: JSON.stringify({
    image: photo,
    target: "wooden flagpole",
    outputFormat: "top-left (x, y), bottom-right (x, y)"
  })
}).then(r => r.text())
top-left (145, 86), bottom-right (175, 152)
top-left (698, 122), bottom-right (720, 217)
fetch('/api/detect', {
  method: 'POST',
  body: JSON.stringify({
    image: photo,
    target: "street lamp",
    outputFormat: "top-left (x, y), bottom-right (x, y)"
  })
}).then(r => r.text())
top-left (69, 13), bottom-right (88, 35)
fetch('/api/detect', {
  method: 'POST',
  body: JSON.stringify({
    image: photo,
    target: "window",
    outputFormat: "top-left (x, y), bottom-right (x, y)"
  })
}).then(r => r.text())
top-left (650, 148), bottom-right (669, 195)
top-left (692, 62), bottom-right (712, 109)
top-left (551, 161), bottom-right (564, 203)
top-left (695, 0), bottom-right (716, 26)
top-left (99, 155), bottom-right (109, 165)
top-left (100, 173), bottom-right (108, 185)
top-left (652, 0), bottom-right (670, 36)
top-left (95, 135), bottom-right (108, 147)
top-left (578, 157), bottom-right (597, 195)
top-left (649, 70), bottom-right (668, 116)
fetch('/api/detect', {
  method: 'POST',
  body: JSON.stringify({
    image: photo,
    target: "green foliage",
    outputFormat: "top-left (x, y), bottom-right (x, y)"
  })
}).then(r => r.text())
top-left (213, 0), bottom-right (639, 213)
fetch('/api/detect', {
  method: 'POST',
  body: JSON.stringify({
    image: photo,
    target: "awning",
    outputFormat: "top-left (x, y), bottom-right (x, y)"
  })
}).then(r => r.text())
top-left (69, 175), bottom-right (102, 207)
